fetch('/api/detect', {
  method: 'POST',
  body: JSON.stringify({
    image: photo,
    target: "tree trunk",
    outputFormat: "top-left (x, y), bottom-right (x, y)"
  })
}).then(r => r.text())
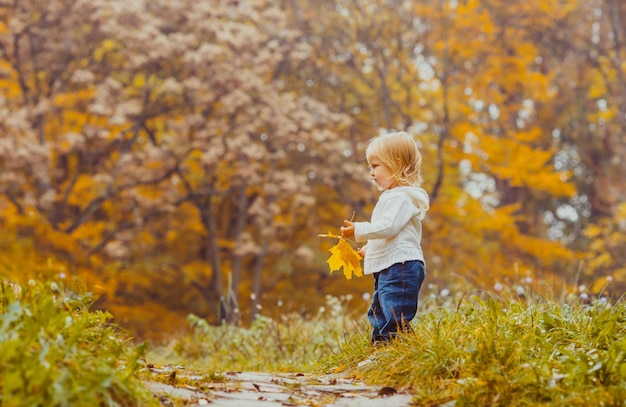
top-left (250, 231), bottom-right (269, 322)
top-left (231, 182), bottom-right (248, 295)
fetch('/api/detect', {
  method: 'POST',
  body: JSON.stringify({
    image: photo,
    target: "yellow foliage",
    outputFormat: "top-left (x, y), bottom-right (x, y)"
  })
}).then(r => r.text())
top-left (182, 260), bottom-right (209, 282)
top-left (133, 73), bottom-right (146, 88)
top-left (587, 69), bottom-right (608, 99)
top-left (583, 203), bottom-right (626, 279)
top-left (588, 252), bottom-right (612, 273)
top-left (516, 128), bottom-right (542, 143)
top-left (319, 231), bottom-right (363, 280)
top-left (137, 185), bottom-right (164, 200)
top-left (0, 0), bottom-right (618, 340)
top-left (94, 39), bottom-right (118, 62)
top-left (73, 221), bottom-right (107, 243)
top-left (0, 61), bottom-right (20, 98)
top-left (0, 236), bottom-right (56, 284)
top-left (36, 222), bottom-right (83, 258)
top-left (583, 225), bottom-right (602, 239)
top-left (511, 234), bottom-right (575, 264)
top-left (591, 275), bottom-right (611, 294)
top-left (67, 174), bottom-right (105, 208)
top-left (540, 0), bottom-right (578, 16)
top-left (53, 88), bottom-right (96, 109)
top-left (483, 135), bottom-right (575, 197)
top-left (614, 267), bottom-right (626, 283)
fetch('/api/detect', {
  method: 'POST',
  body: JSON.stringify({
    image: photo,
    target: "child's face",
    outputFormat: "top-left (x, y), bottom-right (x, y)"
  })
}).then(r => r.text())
top-left (367, 155), bottom-right (395, 190)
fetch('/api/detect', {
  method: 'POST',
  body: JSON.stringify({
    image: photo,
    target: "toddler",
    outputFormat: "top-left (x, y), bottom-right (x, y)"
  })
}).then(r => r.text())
top-left (341, 131), bottom-right (429, 343)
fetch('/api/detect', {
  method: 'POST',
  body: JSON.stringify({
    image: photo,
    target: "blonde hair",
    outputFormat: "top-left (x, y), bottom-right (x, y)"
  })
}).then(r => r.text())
top-left (366, 131), bottom-right (423, 187)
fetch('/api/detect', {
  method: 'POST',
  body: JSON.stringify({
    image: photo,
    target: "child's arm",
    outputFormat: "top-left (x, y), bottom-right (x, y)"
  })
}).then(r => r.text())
top-left (354, 196), bottom-right (417, 241)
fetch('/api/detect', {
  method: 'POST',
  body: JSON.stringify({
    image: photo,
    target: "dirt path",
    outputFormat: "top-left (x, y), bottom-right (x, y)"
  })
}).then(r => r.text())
top-left (144, 369), bottom-right (415, 406)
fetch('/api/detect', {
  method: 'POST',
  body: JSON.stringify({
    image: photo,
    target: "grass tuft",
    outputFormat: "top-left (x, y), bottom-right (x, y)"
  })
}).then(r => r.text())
top-left (80, 281), bottom-right (626, 407)
top-left (148, 295), bottom-right (360, 373)
top-left (326, 293), bottom-right (626, 406)
top-left (0, 280), bottom-right (155, 406)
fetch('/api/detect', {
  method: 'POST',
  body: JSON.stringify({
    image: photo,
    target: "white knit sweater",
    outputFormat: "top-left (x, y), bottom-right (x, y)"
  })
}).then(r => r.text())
top-left (354, 186), bottom-right (429, 275)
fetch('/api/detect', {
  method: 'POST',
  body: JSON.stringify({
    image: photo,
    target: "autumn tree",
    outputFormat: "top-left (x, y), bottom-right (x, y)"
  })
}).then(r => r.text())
top-left (281, 0), bottom-right (580, 293)
top-left (537, 0), bottom-right (626, 293)
top-left (1, 0), bottom-right (623, 339)
top-left (0, 0), bottom-right (362, 335)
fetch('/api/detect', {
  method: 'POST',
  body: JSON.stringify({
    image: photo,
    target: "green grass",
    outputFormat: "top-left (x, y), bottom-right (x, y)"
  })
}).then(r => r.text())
top-left (147, 294), bottom-right (358, 372)
top-left (322, 293), bottom-right (626, 406)
top-left (4, 278), bottom-right (626, 407)
top-left (0, 281), bottom-right (156, 407)
top-left (151, 286), bottom-right (626, 406)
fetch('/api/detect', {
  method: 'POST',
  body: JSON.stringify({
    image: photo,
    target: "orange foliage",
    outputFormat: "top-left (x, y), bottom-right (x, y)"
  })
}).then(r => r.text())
top-left (1, 0), bottom-right (624, 340)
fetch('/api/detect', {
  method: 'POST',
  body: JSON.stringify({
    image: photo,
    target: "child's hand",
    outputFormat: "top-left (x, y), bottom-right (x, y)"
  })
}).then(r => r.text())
top-left (357, 246), bottom-right (366, 258)
top-left (340, 220), bottom-right (355, 238)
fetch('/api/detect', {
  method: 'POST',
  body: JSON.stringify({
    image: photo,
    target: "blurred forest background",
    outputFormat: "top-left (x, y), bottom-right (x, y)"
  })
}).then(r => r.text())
top-left (0, 0), bottom-right (624, 341)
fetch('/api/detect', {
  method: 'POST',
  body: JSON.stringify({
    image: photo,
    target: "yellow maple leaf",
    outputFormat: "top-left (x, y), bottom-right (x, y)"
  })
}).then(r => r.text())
top-left (319, 231), bottom-right (363, 280)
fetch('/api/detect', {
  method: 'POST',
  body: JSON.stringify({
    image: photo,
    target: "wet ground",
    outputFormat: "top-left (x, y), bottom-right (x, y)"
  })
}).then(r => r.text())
top-left (144, 370), bottom-right (416, 406)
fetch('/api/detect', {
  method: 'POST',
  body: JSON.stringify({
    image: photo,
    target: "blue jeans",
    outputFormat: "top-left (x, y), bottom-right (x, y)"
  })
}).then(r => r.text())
top-left (367, 260), bottom-right (425, 343)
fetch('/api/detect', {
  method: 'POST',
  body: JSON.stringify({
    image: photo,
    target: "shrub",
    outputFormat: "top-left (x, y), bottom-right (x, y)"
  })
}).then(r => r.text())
top-left (0, 280), bottom-right (155, 406)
